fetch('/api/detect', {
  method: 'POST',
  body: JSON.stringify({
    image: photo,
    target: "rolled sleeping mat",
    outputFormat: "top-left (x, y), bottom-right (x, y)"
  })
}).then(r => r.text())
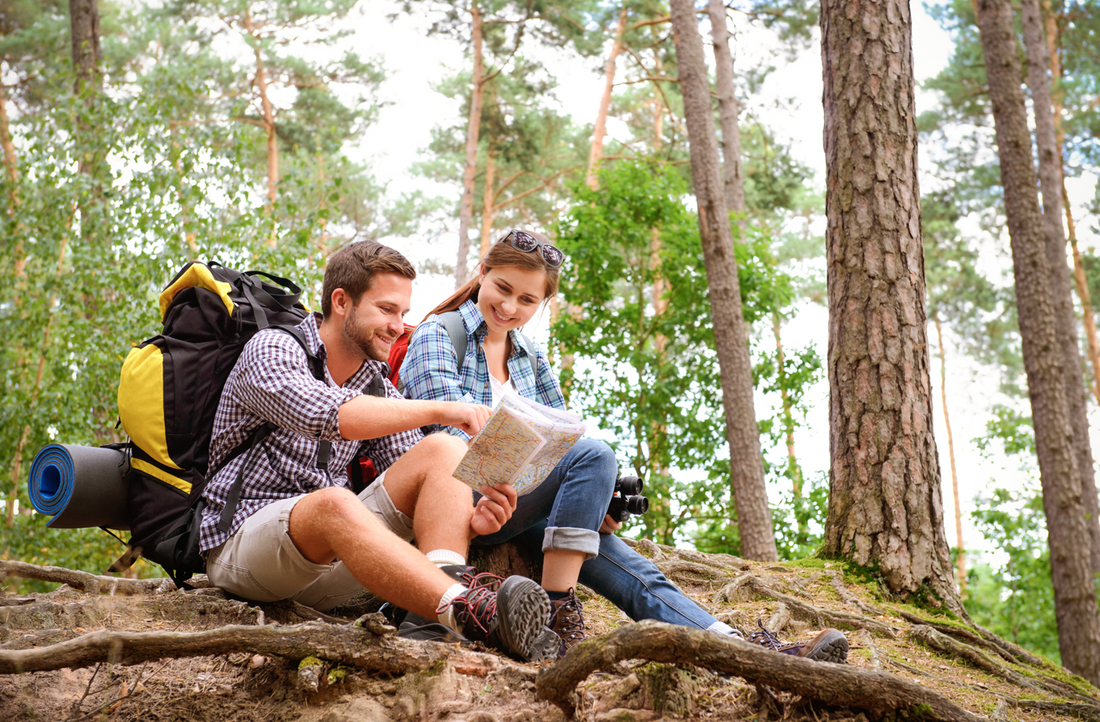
top-left (27, 444), bottom-right (131, 530)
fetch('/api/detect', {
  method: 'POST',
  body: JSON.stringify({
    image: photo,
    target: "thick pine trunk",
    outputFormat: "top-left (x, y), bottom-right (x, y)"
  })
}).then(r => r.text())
top-left (933, 314), bottom-right (966, 596)
top-left (820, 0), bottom-right (960, 612)
top-left (706, 0), bottom-right (746, 229)
top-left (975, 0), bottom-right (1100, 684)
top-left (1021, 0), bottom-right (1100, 574)
top-left (455, 2), bottom-right (484, 287)
top-left (586, 6), bottom-right (628, 190)
top-left (668, 0), bottom-right (776, 561)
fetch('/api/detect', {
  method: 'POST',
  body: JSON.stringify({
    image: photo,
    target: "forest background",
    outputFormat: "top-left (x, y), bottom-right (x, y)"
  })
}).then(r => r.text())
top-left (2, 0), bottom-right (1099, 676)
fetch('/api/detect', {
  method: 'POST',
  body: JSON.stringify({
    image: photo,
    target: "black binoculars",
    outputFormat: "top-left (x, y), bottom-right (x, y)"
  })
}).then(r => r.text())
top-left (606, 474), bottom-right (650, 523)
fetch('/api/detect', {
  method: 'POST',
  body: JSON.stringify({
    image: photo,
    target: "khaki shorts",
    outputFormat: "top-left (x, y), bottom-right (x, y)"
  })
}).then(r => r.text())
top-left (205, 472), bottom-right (414, 612)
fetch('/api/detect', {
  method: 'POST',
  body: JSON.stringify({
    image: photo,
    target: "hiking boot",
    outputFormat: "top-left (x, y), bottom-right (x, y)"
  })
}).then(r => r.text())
top-left (548, 588), bottom-right (588, 656)
top-left (438, 575), bottom-right (554, 662)
top-left (440, 565), bottom-right (503, 592)
top-left (748, 621), bottom-right (848, 663)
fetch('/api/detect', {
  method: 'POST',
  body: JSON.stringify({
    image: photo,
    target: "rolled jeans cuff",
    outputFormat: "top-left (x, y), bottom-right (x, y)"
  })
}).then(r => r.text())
top-left (543, 525), bottom-right (600, 559)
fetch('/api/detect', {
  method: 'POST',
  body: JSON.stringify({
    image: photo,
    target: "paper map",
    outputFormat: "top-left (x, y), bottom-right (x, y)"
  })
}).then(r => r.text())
top-left (453, 390), bottom-right (586, 495)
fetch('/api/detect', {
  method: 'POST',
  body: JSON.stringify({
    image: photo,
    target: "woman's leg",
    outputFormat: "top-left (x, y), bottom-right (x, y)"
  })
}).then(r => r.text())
top-left (580, 532), bottom-right (732, 632)
top-left (475, 438), bottom-right (617, 591)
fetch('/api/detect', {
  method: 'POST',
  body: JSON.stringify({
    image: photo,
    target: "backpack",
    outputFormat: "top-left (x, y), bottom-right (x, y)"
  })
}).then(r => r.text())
top-left (115, 262), bottom-right (318, 585)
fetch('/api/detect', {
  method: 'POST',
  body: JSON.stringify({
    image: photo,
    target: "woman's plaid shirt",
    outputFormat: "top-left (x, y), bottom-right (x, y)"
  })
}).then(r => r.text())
top-left (198, 314), bottom-right (422, 553)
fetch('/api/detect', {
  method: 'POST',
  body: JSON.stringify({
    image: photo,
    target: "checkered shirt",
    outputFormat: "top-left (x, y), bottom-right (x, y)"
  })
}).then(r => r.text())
top-left (199, 313), bottom-right (422, 552)
top-left (401, 299), bottom-right (565, 440)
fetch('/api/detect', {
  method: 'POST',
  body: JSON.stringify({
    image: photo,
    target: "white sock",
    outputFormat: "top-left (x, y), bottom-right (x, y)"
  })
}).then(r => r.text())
top-left (437, 583), bottom-right (468, 632)
top-left (425, 549), bottom-right (467, 568)
top-left (707, 620), bottom-right (744, 639)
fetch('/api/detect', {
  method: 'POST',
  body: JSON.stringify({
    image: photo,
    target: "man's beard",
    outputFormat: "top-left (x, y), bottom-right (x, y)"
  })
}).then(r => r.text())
top-left (343, 308), bottom-right (390, 362)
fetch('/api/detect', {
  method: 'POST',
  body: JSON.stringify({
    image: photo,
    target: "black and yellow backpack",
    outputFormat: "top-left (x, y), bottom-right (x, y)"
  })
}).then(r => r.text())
top-left (116, 261), bottom-right (316, 584)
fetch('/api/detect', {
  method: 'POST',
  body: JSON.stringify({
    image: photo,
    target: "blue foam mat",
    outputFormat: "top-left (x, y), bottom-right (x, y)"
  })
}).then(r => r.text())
top-left (27, 444), bottom-right (131, 530)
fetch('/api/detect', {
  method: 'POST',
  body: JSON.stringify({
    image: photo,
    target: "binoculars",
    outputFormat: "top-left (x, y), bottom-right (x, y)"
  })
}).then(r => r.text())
top-left (606, 474), bottom-right (650, 523)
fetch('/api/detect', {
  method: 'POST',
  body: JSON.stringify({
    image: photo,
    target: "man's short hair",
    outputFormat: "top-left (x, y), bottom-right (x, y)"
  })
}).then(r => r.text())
top-left (322, 241), bottom-right (416, 317)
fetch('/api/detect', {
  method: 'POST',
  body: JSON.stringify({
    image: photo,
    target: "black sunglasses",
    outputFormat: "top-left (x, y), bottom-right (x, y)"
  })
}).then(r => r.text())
top-left (502, 229), bottom-right (564, 268)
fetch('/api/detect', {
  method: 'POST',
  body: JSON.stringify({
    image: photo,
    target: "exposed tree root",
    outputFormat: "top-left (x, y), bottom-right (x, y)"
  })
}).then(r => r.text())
top-left (713, 573), bottom-right (897, 638)
top-left (535, 620), bottom-right (984, 721)
top-left (0, 560), bottom-right (203, 595)
top-left (908, 625), bottom-right (1100, 706)
top-left (0, 618), bottom-right (505, 677)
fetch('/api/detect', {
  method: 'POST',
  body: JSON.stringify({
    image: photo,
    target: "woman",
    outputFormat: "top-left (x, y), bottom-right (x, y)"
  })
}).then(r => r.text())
top-left (400, 228), bottom-right (749, 652)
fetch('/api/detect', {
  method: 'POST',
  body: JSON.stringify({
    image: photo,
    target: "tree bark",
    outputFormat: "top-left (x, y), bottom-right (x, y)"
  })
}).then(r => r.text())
top-left (69, 0), bottom-right (101, 97)
top-left (479, 145), bottom-right (496, 257)
top-left (820, 0), bottom-right (960, 612)
top-left (933, 314), bottom-right (966, 597)
top-left (668, 0), bottom-right (776, 561)
top-left (1021, 0), bottom-right (1100, 575)
top-left (706, 0), bottom-right (746, 233)
top-left (586, 6), bottom-right (629, 190)
top-left (242, 10), bottom-right (278, 243)
top-left (455, 1), bottom-right (485, 287)
top-left (974, 0), bottom-right (1100, 685)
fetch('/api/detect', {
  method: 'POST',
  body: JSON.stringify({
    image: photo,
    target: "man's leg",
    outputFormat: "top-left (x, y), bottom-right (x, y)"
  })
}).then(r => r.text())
top-left (379, 432), bottom-right (476, 559)
top-left (287, 485), bottom-right (457, 618)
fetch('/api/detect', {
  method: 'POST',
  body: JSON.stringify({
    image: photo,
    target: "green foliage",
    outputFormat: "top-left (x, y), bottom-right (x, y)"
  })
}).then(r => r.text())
top-left (1, 2), bottom-right (395, 589)
top-left (770, 471), bottom-right (828, 559)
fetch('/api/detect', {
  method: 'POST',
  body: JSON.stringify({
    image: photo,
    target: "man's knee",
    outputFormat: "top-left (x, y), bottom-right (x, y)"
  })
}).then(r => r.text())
top-left (416, 430), bottom-right (468, 462)
top-left (294, 486), bottom-right (375, 529)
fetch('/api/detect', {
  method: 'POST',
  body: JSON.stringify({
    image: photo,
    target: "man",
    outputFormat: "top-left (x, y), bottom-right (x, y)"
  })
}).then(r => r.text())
top-left (198, 240), bottom-right (559, 662)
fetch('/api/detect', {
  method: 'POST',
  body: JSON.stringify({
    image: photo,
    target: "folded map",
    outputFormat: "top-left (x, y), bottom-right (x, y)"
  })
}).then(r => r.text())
top-left (453, 389), bottom-right (586, 495)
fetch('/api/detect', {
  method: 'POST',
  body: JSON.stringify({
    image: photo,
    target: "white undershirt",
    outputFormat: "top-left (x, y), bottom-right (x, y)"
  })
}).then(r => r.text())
top-left (489, 372), bottom-right (518, 408)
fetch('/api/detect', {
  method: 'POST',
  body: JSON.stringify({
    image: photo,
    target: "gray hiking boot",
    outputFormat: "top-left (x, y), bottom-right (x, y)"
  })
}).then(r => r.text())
top-left (438, 575), bottom-right (555, 662)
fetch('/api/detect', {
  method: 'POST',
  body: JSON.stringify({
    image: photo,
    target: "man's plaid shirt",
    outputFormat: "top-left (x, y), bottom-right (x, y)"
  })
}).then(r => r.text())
top-left (199, 313), bottom-right (422, 553)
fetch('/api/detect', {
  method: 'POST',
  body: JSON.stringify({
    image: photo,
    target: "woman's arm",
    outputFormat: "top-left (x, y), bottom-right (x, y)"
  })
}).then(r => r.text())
top-left (402, 317), bottom-right (477, 438)
top-left (531, 341), bottom-right (567, 410)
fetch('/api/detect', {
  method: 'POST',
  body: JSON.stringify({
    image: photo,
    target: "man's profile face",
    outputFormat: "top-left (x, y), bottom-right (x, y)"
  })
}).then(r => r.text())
top-left (341, 272), bottom-right (412, 362)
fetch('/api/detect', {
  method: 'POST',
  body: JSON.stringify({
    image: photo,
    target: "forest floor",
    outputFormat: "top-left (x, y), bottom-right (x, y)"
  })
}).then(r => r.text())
top-left (1, 539), bottom-right (1098, 722)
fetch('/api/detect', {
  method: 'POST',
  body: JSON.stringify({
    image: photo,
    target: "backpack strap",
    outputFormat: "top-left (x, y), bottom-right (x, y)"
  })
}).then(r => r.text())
top-left (439, 311), bottom-right (468, 374)
top-left (437, 310), bottom-right (538, 379)
top-left (212, 324), bottom-right (327, 534)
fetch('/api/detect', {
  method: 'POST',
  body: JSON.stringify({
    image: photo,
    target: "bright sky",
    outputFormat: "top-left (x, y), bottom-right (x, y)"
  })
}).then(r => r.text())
top-left (345, 1), bottom-right (1095, 561)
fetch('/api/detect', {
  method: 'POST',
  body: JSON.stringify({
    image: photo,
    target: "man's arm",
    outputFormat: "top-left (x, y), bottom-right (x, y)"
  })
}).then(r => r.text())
top-left (338, 395), bottom-right (490, 440)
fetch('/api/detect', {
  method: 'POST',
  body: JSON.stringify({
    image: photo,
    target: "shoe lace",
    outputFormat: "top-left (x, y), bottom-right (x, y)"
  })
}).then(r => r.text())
top-left (747, 618), bottom-right (786, 651)
top-left (438, 585), bottom-right (498, 635)
top-left (460, 570), bottom-right (503, 591)
top-left (552, 589), bottom-right (587, 643)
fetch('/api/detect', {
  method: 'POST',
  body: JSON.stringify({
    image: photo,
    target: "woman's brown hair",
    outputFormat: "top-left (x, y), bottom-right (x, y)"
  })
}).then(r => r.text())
top-left (424, 229), bottom-right (561, 320)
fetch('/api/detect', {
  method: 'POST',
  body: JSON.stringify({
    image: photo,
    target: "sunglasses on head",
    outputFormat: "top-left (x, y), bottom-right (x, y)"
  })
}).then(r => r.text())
top-left (501, 229), bottom-right (564, 268)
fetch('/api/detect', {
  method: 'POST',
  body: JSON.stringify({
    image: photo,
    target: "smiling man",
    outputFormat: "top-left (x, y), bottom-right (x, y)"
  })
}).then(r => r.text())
top-left (197, 241), bottom-right (559, 662)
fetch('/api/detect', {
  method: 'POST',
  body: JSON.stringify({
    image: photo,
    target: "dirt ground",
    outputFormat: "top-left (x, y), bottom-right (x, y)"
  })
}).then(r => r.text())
top-left (2, 542), bottom-right (1097, 722)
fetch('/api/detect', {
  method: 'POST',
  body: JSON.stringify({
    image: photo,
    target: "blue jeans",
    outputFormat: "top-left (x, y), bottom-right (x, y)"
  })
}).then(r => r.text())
top-left (473, 439), bottom-right (719, 630)
top-left (474, 438), bottom-right (617, 558)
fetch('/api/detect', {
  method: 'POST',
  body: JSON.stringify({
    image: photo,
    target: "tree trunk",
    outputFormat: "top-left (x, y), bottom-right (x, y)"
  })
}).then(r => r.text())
top-left (242, 10), bottom-right (278, 243)
top-left (706, 0), bottom-right (746, 233)
top-left (455, 1), bottom-right (485, 287)
top-left (479, 145), bottom-right (496, 258)
top-left (2, 76), bottom-right (24, 279)
top-left (586, 6), bottom-right (628, 190)
top-left (933, 314), bottom-right (966, 597)
top-left (975, 0), bottom-right (1100, 684)
top-left (668, 0), bottom-right (776, 561)
top-left (820, 0), bottom-right (960, 612)
top-left (1020, 0), bottom-right (1100, 577)
top-left (773, 314), bottom-right (805, 504)
top-left (69, 0), bottom-right (100, 97)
